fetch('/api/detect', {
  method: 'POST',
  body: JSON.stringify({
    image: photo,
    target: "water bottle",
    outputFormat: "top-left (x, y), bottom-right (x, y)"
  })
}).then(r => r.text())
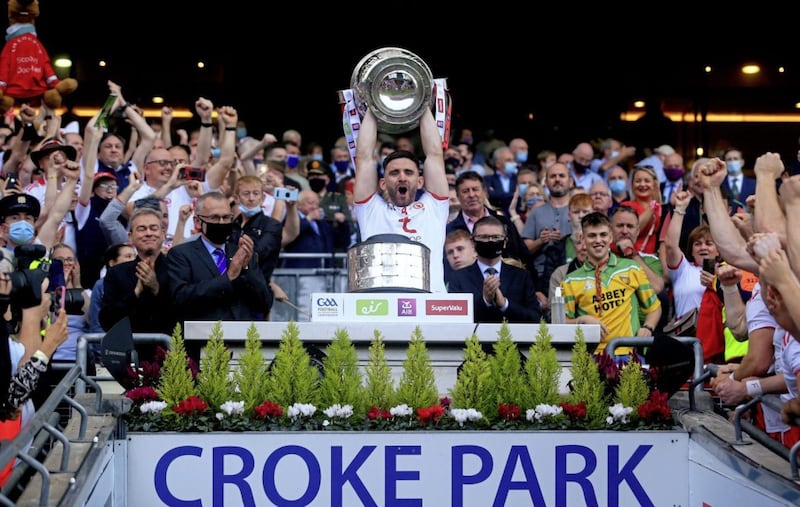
top-left (551, 287), bottom-right (565, 324)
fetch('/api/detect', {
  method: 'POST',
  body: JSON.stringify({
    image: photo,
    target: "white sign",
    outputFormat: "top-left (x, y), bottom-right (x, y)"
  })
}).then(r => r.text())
top-left (127, 431), bottom-right (688, 506)
top-left (311, 292), bottom-right (473, 323)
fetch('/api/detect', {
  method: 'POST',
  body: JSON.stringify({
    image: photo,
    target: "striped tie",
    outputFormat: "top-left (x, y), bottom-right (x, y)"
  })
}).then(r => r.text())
top-left (213, 248), bottom-right (227, 275)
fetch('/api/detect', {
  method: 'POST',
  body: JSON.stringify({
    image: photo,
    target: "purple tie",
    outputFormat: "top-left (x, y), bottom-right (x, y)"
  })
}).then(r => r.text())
top-left (213, 248), bottom-right (227, 275)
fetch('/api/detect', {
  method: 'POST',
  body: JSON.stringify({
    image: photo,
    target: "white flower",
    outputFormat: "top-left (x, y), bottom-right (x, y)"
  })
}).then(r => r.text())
top-left (527, 404), bottom-right (563, 422)
top-left (220, 400), bottom-right (245, 416)
top-left (607, 403), bottom-right (634, 424)
top-left (215, 413), bottom-right (224, 421)
top-left (322, 420), bottom-right (330, 427)
top-left (139, 401), bottom-right (168, 414)
top-left (288, 403), bottom-right (317, 421)
top-left (390, 404), bottom-right (413, 417)
top-left (323, 404), bottom-right (354, 420)
top-left (450, 408), bottom-right (482, 426)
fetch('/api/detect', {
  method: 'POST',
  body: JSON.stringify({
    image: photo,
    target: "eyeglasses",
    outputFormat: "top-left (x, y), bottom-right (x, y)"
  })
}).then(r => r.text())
top-left (473, 234), bottom-right (505, 242)
top-left (97, 183), bottom-right (118, 190)
top-left (53, 256), bottom-right (75, 264)
top-left (146, 159), bottom-right (175, 168)
top-left (197, 214), bottom-right (234, 224)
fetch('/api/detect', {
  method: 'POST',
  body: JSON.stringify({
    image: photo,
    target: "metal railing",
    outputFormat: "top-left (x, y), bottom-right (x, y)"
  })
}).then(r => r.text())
top-left (0, 366), bottom-right (101, 507)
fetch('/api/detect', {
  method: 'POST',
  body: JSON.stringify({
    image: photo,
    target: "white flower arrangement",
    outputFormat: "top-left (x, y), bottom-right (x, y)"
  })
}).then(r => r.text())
top-left (450, 408), bottom-right (483, 426)
top-left (139, 401), bottom-right (168, 414)
top-left (287, 403), bottom-right (317, 421)
top-left (323, 404), bottom-right (354, 420)
top-left (390, 404), bottom-right (413, 418)
top-left (527, 404), bottom-right (564, 423)
top-left (606, 403), bottom-right (634, 425)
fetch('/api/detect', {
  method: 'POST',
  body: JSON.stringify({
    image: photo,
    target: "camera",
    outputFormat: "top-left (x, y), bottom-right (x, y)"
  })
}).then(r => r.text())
top-left (8, 245), bottom-right (84, 315)
top-left (179, 166), bottom-right (206, 182)
top-left (274, 187), bottom-right (298, 201)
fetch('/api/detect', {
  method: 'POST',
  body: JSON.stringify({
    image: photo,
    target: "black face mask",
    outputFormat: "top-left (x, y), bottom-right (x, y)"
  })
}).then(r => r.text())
top-left (572, 161), bottom-right (589, 173)
top-left (474, 239), bottom-right (504, 259)
top-left (309, 178), bottom-right (327, 193)
top-left (202, 220), bottom-right (233, 245)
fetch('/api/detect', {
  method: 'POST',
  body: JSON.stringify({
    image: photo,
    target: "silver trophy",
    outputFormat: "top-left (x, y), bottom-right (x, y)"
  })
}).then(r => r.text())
top-left (349, 47), bottom-right (435, 134)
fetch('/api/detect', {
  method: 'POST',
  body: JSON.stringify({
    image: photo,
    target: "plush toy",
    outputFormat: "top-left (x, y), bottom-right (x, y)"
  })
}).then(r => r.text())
top-left (0, 0), bottom-right (77, 113)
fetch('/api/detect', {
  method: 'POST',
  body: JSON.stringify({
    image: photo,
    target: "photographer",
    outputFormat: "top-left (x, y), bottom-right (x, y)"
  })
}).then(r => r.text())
top-left (0, 275), bottom-right (68, 486)
top-left (30, 243), bottom-right (89, 410)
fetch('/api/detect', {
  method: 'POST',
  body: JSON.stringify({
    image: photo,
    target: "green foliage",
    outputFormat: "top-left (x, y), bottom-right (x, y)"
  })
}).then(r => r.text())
top-left (614, 359), bottom-right (650, 415)
top-left (196, 322), bottom-right (234, 410)
top-left (566, 327), bottom-right (608, 427)
top-left (525, 320), bottom-right (562, 408)
top-left (157, 323), bottom-right (196, 407)
top-left (234, 323), bottom-right (270, 412)
top-left (265, 321), bottom-right (319, 407)
top-left (395, 326), bottom-right (438, 409)
top-left (449, 334), bottom-right (492, 418)
top-left (318, 329), bottom-right (365, 417)
top-left (363, 330), bottom-right (395, 409)
top-left (485, 322), bottom-right (526, 414)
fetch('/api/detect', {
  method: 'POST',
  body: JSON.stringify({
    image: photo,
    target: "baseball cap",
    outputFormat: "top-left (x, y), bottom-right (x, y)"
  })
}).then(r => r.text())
top-left (93, 171), bottom-right (117, 189)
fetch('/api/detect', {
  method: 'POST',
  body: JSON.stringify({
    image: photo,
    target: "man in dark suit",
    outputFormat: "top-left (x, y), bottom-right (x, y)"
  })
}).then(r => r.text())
top-left (485, 146), bottom-right (518, 216)
top-left (282, 189), bottom-right (337, 269)
top-left (447, 216), bottom-right (541, 323)
top-left (721, 148), bottom-right (756, 206)
top-left (447, 171), bottom-right (533, 276)
top-left (167, 191), bottom-right (270, 361)
top-left (100, 207), bottom-right (174, 363)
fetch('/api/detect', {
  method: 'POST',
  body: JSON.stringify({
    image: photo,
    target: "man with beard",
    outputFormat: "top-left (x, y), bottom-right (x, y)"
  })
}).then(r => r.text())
top-left (521, 162), bottom-right (573, 309)
top-left (354, 107), bottom-right (449, 293)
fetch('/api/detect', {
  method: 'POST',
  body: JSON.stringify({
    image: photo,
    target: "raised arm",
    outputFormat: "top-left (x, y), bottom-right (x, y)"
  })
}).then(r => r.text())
top-left (700, 158), bottom-right (760, 273)
top-left (752, 152), bottom-right (786, 237)
top-left (664, 190), bottom-right (690, 267)
top-left (160, 106), bottom-right (174, 148)
top-left (194, 97), bottom-right (215, 167)
top-left (418, 108), bottom-right (447, 197)
top-left (37, 162), bottom-right (79, 251)
top-left (354, 108), bottom-right (378, 203)
top-left (205, 106), bottom-right (237, 190)
top-left (779, 175), bottom-right (800, 275)
top-left (78, 116), bottom-right (102, 205)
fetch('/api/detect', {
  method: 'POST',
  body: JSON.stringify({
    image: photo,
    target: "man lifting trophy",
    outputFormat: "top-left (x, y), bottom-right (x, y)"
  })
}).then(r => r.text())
top-left (342, 47), bottom-right (451, 294)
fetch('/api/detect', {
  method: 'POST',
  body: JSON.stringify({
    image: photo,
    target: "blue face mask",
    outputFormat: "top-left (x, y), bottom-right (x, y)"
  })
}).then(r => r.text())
top-left (609, 179), bottom-right (627, 194)
top-left (515, 151), bottom-right (528, 164)
top-left (726, 160), bottom-right (742, 175)
top-left (311, 154), bottom-right (324, 162)
top-left (526, 197), bottom-right (544, 207)
top-left (236, 128), bottom-right (247, 140)
top-left (518, 183), bottom-right (529, 197)
top-left (286, 154), bottom-right (300, 169)
top-left (334, 160), bottom-right (350, 173)
top-left (238, 204), bottom-right (261, 218)
top-left (504, 162), bottom-right (518, 176)
top-left (8, 220), bottom-right (34, 245)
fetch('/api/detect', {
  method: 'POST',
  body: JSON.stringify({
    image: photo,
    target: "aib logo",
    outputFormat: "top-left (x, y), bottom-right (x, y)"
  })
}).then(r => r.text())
top-left (356, 299), bottom-right (388, 316)
top-left (398, 298), bottom-right (416, 317)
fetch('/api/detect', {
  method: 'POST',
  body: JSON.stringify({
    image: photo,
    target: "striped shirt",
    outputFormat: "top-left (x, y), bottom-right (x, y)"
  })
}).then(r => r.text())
top-left (562, 253), bottom-right (660, 354)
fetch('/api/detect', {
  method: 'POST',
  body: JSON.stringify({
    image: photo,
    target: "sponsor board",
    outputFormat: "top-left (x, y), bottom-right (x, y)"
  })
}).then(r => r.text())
top-left (311, 293), bottom-right (472, 323)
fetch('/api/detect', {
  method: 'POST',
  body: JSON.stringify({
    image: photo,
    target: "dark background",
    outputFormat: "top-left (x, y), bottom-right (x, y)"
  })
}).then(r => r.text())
top-left (31, 4), bottom-right (800, 160)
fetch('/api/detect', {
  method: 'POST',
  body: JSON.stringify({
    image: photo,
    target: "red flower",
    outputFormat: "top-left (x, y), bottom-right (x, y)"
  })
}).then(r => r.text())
top-left (637, 390), bottom-right (672, 422)
top-left (498, 403), bottom-right (521, 421)
top-left (560, 401), bottom-right (587, 420)
top-left (367, 406), bottom-right (391, 420)
top-left (125, 386), bottom-right (159, 404)
top-left (254, 401), bottom-right (283, 419)
top-left (439, 396), bottom-right (451, 408)
top-left (173, 395), bottom-right (209, 416)
top-left (416, 405), bottom-right (446, 426)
